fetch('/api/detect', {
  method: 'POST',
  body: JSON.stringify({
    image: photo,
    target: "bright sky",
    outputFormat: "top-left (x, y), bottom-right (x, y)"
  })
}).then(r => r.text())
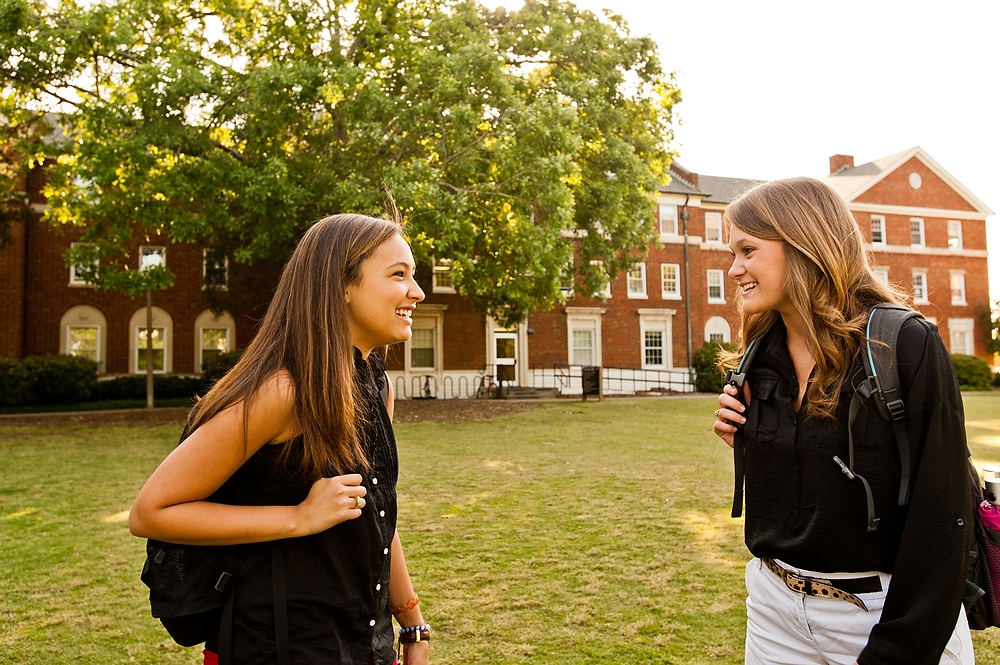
top-left (484, 0), bottom-right (1000, 302)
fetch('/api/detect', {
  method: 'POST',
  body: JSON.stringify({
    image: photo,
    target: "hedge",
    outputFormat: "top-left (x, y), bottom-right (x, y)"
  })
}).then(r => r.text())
top-left (951, 354), bottom-right (994, 391)
top-left (694, 341), bottom-right (738, 394)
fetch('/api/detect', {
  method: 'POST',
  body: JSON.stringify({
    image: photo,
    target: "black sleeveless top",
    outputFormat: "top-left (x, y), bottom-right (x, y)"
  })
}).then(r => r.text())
top-left (205, 350), bottom-right (399, 664)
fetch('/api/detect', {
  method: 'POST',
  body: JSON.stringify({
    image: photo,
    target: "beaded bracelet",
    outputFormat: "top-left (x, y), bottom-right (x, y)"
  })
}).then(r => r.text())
top-left (397, 623), bottom-right (431, 644)
top-left (391, 594), bottom-right (419, 616)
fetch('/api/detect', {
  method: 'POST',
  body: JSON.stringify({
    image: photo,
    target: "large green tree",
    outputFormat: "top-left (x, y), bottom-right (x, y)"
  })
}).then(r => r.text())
top-left (2, 0), bottom-right (679, 324)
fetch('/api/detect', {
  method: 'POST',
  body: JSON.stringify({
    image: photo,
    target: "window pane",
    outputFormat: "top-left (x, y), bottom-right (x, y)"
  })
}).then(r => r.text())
top-left (708, 270), bottom-right (723, 300)
top-left (913, 274), bottom-right (926, 300)
top-left (68, 326), bottom-right (98, 361)
top-left (659, 205), bottom-right (678, 235)
top-left (572, 330), bottom-right (594, 366)
top-left (204, 248), bottom-right (228, 288)
top-left (137, 327), bottom-right (165, 371)
top-left (948, 221), bottom-right (962, 250)
top-left (201, 328), bottom-right (229, 368)
top-left (644, 330), bottom-right (663, 366)
top-left (433, 259), bottom-right (454, 290)
top-left (910, 219), bottom-right (923, 246)
top-left (951, 274), bottom-right (965, 303)
top-left (661, 264), bottom-right (678, 295)
top-left (709, 333), bottom-right (724, 343)
top-left (705, 212), bottom-right (722, 242)
top-left (411, 328), bottom-right (435, 368)
top-left (628, 265), bottom-right (645, 294)
top-left (870, 216), bottom-right (884, 244)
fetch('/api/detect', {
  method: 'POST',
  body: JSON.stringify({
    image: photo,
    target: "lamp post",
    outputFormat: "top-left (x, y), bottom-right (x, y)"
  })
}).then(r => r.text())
top-left (681, 195), bottom-right (695, 389)
top-left (139, 250), bottom-right (163, 410)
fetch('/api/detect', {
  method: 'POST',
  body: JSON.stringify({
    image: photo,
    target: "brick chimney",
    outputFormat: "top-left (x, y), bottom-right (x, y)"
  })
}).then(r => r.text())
top-left (829, 154), bottom-right (855, 175)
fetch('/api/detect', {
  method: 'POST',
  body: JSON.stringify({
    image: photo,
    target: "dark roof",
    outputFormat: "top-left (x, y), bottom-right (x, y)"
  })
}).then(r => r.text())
top-left (698, 175), bottom-right (766, 204)
top-left (831, 161), bottom-right (881, 177)
top-left (657, 161), bottom-right (765, 204)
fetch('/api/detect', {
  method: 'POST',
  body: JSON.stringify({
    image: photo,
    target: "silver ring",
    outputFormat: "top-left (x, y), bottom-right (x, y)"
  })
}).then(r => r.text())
top-left (355, 496), bottom-right (363, 509)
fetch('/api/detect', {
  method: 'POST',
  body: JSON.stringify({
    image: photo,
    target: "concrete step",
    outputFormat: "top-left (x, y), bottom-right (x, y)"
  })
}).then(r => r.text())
top-left (503, 386), bottom-right (561, 399)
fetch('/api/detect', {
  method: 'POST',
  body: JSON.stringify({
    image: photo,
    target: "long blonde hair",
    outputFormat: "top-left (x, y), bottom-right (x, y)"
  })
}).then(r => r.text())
top-left (187, 214), bottom-right (403, 477)
top-left (721, 177), bottom-right (909, 419)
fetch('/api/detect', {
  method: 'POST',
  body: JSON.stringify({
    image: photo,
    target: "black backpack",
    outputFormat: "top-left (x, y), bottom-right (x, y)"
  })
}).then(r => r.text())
top-left (140, 425), bottom-right (291, 665)
top-left (725, 303), bottom-right (999, 629)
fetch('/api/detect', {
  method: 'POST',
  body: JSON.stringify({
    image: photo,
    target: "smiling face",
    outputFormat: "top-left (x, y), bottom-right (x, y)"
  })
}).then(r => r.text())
top-left (727, 226), bottom-right (792, 317)
top-left (345, 233), bottom-right (425, 355)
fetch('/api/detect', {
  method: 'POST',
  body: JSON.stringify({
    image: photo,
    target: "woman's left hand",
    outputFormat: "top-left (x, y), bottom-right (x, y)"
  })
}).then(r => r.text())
top-left (403, 640), bottom-right (429, 665)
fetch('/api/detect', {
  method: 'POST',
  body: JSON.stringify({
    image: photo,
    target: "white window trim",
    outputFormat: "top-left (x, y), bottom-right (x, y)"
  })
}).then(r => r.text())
top-left (194, 309), bottom-right (236, 373)
top-left (870, 215), bottom-right (886, 246)
top-left (627, 263), bottom-right (647, 299)
top-left (704, 315), bottom-right (732, 345)
top-left (659, 204), bottom-right (679, 236)
top-left (872, 268), bottom-right (889, 286)
top-left (704, 212), bottom-right (723, 244)
top-left (405, 305), bottom-right (446, 372)
top-left (638, 309), bottom-right (674, 370)
top-left (912, 269), bottom-right (929, 305)
top-left (129, 306), bottom-right (173, 374)
top-left (909, 218), bottom-right (925, 247)
top-left (139, 245), bottom-right (167, 270)
top-left (949, 270), bottom-right (967, 306)
top-left (707, 269), bottom-right (726, 304)
top-left (431, 258), bottom-right (456, 294)
top-left (661, 263), bottom-right (681, 300)
top-left (565, 307), bottom-right (605, 367)
top-left (69, 242), bottom-right (99, 287)
top-left (60, 305), bottom-right (108, 373)
top-left (947, 220), bottom-right (963, 251)
top-left (202, 248), bottom-right (229, 291)
top-left (948, 318), bottom-right (975, 355)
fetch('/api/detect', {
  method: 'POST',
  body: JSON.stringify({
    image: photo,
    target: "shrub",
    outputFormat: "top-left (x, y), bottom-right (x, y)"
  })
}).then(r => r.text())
top-left (950, 354), bottom-right (994, 391)
top-left (694, 341), bottom-right (738, 393)
top-left (23, 354), bottom-right (99, 404)
top-left (0, 357), bottom-right (29, 406)
top-left (91, 374), bottom-right (208, 401)
top-left (202, 349), bottom-right (244, 382)
top-left (994, 370), bottom-right (1000, 388)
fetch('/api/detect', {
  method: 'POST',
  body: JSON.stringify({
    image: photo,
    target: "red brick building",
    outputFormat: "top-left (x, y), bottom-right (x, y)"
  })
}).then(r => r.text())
top-left (1, 147), bottom-right (992, 397)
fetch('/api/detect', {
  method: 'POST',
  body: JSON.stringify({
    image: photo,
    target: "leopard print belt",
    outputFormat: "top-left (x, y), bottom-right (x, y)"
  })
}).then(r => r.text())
top-left (761, 557), bottom-right (883, 611)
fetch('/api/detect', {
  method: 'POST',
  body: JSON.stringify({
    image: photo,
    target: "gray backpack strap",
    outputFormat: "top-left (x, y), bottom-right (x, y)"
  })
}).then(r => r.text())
top-left (835, 303), bottom-right (924, 531)
top-left (862, 304), bottom-right (923, 506)
top-left (727, 337), bottom-right (761, 519)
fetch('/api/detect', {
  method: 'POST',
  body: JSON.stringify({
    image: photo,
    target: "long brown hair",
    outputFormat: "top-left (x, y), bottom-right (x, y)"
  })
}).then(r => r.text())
top-left (720, 177), bottom-right (909, 419)
top-left (188, 213), bottom-right (404, 477)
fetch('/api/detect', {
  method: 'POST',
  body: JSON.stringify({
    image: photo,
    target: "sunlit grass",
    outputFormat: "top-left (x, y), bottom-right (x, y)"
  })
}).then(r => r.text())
top-left (1, 393), bottom-right (998, 663)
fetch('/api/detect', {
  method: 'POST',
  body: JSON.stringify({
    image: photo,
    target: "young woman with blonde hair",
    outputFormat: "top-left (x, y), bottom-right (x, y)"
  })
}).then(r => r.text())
top-left (713, 177), bottom-right (974, 664)
top-left (130, 214), bottom-right (430, 665)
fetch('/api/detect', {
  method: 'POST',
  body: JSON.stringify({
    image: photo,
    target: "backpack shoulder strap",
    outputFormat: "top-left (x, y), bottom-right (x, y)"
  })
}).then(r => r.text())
top-left (727, 337), bottom-right (762, 519)
top-left (856, 304), bottom-right (924, 506)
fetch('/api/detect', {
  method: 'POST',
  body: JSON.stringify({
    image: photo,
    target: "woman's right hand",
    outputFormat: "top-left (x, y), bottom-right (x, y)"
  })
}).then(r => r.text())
top-left (713, 383), bottom-right (748, 448)
top-left (295, 474), bottom-right (367, 535)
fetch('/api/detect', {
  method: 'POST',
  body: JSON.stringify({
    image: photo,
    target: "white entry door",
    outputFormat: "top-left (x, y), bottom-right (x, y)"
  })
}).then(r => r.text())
top-left (493, 332), bottom-right (518, 386)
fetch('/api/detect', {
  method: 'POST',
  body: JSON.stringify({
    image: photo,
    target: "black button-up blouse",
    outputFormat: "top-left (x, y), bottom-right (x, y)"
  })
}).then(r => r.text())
top-left (206, 350), bottom-right (399, 664)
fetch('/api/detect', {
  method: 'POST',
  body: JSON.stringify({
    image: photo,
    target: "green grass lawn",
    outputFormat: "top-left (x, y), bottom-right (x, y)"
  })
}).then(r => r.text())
top-left (1, 394), bottom-right (998, 664)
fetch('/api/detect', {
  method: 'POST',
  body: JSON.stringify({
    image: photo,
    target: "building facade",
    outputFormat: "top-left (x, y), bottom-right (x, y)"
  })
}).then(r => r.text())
top-left (1, 148), bottom-right (993, 397)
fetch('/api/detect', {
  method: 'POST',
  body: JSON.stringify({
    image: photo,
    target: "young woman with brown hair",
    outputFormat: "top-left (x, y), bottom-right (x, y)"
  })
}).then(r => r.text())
top-left (712, 178), bottom-right (974, 664)
top-left (130, 214), bottom-right (429, 665)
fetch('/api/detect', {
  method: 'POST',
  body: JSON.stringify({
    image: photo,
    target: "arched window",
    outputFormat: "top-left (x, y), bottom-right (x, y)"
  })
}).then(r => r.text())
top-left (60, 305), bottom-right (108, 373)
top-left (129, 307), bottom-right (174, 374)
top-left (704, 316), bottom-right (732, 344)
top-left (194, 309), bottom-right (236, 373)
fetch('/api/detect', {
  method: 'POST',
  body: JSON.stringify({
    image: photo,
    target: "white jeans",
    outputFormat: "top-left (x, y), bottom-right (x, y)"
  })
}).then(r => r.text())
top-left (744, 558), bottom-right (974, 664)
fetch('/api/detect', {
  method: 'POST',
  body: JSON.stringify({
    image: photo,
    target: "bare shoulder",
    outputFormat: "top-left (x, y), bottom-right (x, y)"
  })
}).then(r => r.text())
top-left (251, 369), bottom-right (300, 444)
